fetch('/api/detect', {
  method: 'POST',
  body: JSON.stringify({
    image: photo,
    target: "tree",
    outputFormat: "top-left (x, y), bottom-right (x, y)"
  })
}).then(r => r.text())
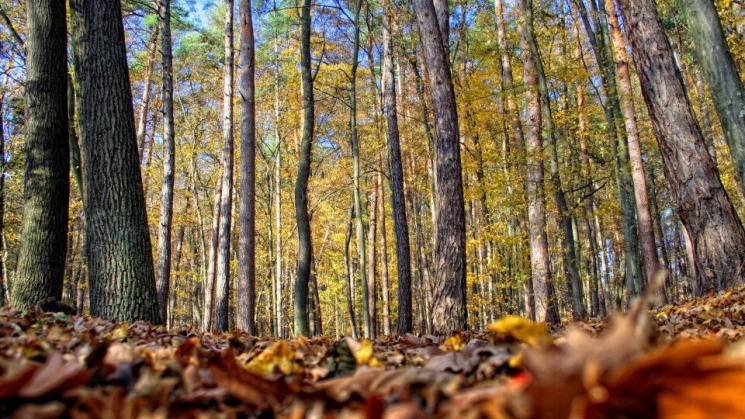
top-left (155, 0), bottom-right (176, 325)
top-left (348, 0), bottom-right (370, 338)
top-left (10, 0), bottom-right (69, 309)
top-left (616, 0), bottom-right (745, 293)
top-left (294, 0), bottom-right (314, 336)
top-left (215, 0), bottom-right (235, 333)
top-left (412, 0), bottom-right (468, 332)
top-left (682, 0), bottom-right (745, 196)
top-left (384, 0), bottom-right (413, 335)
top-left (70, 0), bottom-right (161, 323)
top-left (517, 0), bottom-right (560, 324)
top-left (237, 0), bottom-right (256, 334)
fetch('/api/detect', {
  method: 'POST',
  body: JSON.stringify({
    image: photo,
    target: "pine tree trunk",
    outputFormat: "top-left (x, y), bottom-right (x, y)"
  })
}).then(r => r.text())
top-left (155, 0), bottom-right (176, 324)
top-left (377, 167), bottom-right (391, 335)
top-left (237, 0), bottom-right (256, 334)
top-left (294, 0), bottom-right (314, 336)
top-left (606, 0), bottom-right (659, 296)
top-left (413, 0), bottom-right (468, 332)
top-left (70, 0), bottom-right (160, 323)
top-left (383, 0), bottom-right (412, 335)
top-left (617, 0), bottom-right (745, 293)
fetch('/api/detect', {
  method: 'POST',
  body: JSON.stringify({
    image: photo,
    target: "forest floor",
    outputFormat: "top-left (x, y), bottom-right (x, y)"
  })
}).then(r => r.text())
top-left (1, 286), bottom-right (745, 418)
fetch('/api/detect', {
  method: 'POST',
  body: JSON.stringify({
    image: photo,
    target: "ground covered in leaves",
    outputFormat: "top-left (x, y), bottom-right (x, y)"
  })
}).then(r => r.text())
top-left (2, 287), bottom-right (745, 418)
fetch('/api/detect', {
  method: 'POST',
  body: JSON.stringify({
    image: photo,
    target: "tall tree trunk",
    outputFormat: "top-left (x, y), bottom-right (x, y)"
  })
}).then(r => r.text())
top-left (527, 5), bottom-right (585, 318)
top-left (202, 179), bottom-right (221, 331)
top-left (606, 0), bottom-right (660, 298)
top-left (237, 0), bottom-right (256, 334)
top-left (683, 0), bottom-right (745, 195)
top-left (11, 0), bottom-right (70, 309)
top-left (343, 203), bottom-right (358, 338)
top-left (273, 25), bottom-right (283, 338)
top-left (0, 57), bottom-right (12, 307)
top-left (136, 22), bottom-right (159, 161)
top-left (413, 0), bottom-right (468, 332)
top-left (215, 0), bottom-right (235, 333)
top-left (574, 0), bottom-right (644, 300)
top-left (70, 0), bottom-right (160, 323)
top-left (294, 0), bottom-right (315, 336)
top-left (155, 0), bottom-right (175, 324)
top-left (348, 0), bottom-right (370, 337)
top-left (617, 0), bottom-right (745, 293)
top-left (516, 0), bottom-right (560, 324)
top-left (367, 174), bottom-right (378, 337)
top-left (169, 224), bottom-right (185, 328)
top-left (383, 0), bottom-right (412, 335)
top-left (377, 167), bottom-right (391, 335)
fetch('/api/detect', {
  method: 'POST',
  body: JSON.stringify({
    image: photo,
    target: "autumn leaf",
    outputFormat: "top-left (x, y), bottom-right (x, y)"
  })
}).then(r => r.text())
top-left (245, 340), bottom-right (301, 377)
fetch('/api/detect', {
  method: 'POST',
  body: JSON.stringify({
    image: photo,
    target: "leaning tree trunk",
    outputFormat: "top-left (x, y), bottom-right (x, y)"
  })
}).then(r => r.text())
top-left (237, 0), bottom-right (257, 334)
top-left (70, 0), bottom-right (161, 323)
top-left (616, 0), bottom-right (745, 293)
top-left (214, 0), bottom-right (234, 333)
top-left (294, 0), bottom-right (315, 336)
top-left (412, 0), bottom-right (468, 333)
top-left (682, 0), bottom-right (745, 196)
top-left (383, 0), bottom-right (412, 335)
top-left (11, 0), bottom-right (70, 309)
top-left (606, 0), bottom-right (660, 299)
top-left (155, 0), bottom-right (175, 324)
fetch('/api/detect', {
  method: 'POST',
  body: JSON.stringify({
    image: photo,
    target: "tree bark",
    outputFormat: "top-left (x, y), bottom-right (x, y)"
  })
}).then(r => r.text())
top-left (202, 179), bottom-right (221, 331)
top-left (11, 0), bottom-right (70, 309)
top-left (606, 0), bottom-right (659, 297)
top-left (616, 0), bottom-right (745, 293)
top-left (516, 0), bottom-right (560, 324)
top-left (683, 0), bottom-right (745, 195)
top-left (70, 0), bottom-right (160, 323)
top-left (155, 0), bottom-right (175, 324)
top-left (237, 0), bottom-right (256, 334)
top-left (348, 0), bottom-right (370, 338)
top-left (294, 0), bottom-right (314, 336)
top-left (215, 0), bottom-right (235, 333)
top-left (413, 0), bottom-right (468, 333)
top-left (383, 0), bottom-right (412, 335)
top-left (377, 167), bottom-right (391, 335)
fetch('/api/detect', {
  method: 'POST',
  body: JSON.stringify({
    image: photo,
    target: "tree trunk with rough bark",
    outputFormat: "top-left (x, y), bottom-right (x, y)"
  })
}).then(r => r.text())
top-left (70, 0), bottom-right (160, 323)
top-left (237, 0), bottom-right (256, 334)
top-left (383, 0), bottom-right (412, 335)
top-left (11, 0), bottom-right (70, 310)
top-left (617, 0), bottom-right (745, 293)
top-left (412, 0), bottom-right (468, 332)
top-left (155, 0), bottom-right (175, 324)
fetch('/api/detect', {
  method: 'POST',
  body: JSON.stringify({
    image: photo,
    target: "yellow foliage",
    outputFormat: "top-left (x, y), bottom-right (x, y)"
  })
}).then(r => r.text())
top-left (488, 316), bottom-right (551, 347)
top-left (353, 339), bottom-right (382, 368)
top-left (246, 340), bottom-right (301, 377)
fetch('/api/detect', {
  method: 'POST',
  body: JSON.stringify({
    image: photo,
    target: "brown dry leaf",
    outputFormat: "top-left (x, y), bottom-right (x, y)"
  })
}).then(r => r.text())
top-left (17, 352), bottom-right (88, 398)
top-left (577, 339), bottom-right (745, 419)
top-left (208, 348), bottom-right (292, 411)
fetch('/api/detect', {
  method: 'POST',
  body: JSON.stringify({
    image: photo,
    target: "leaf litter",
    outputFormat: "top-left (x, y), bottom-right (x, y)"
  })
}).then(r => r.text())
top-left (2, 282), bottom-right (745, 417)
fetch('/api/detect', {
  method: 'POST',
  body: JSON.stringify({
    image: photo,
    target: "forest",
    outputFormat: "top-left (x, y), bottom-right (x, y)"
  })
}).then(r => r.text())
top-left (3, 0), bottom-right (745, 416)
top-left (2, 0), bottom-right (745, 338)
